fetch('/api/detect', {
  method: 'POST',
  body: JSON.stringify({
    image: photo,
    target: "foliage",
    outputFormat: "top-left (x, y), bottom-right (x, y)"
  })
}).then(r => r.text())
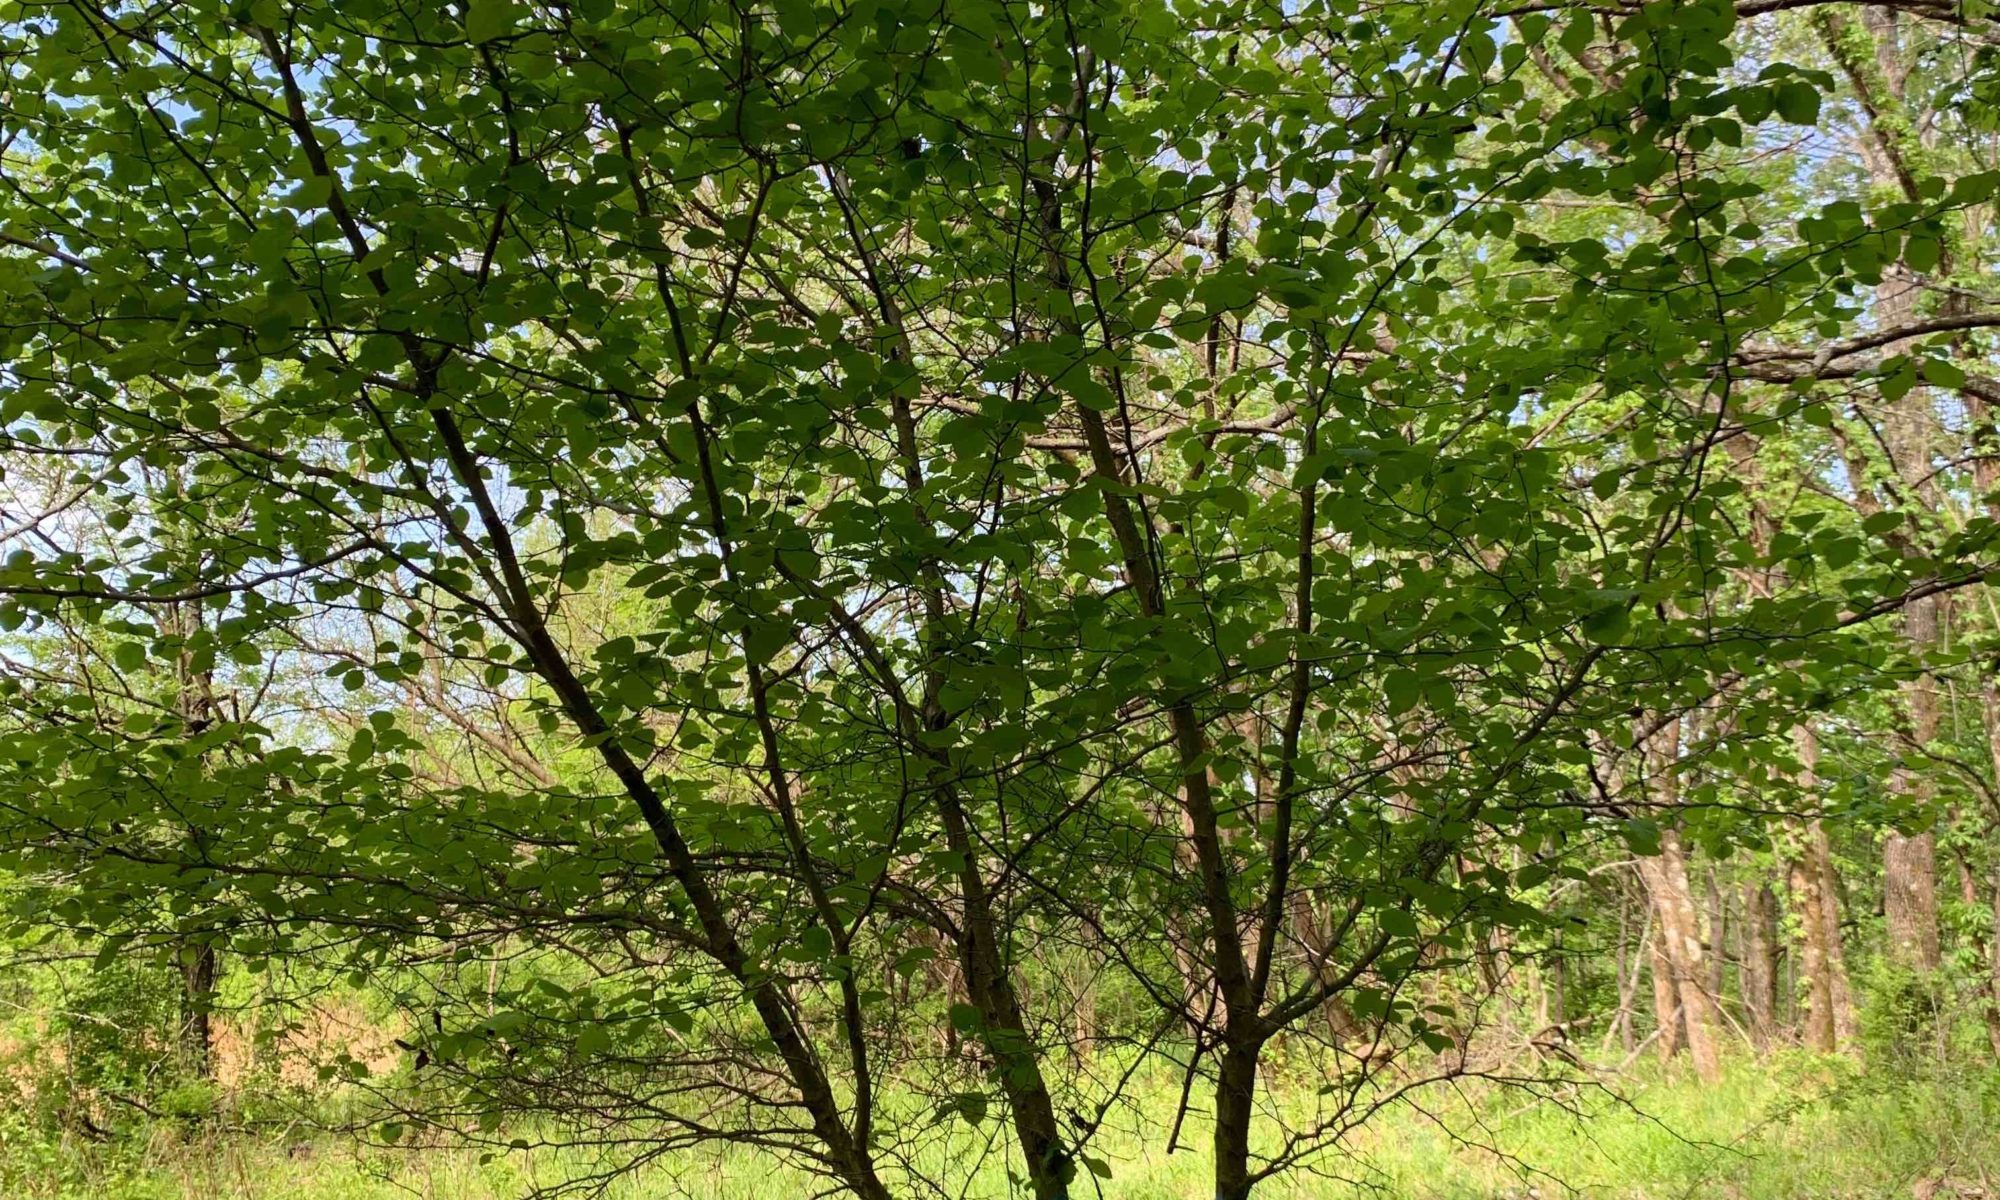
top-left (2, 0), bottom-right (2000, 1196)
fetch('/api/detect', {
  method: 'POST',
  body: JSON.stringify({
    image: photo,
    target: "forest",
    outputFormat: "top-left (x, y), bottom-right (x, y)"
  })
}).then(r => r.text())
top-left (1, 0), bottom-right (2000, 1196)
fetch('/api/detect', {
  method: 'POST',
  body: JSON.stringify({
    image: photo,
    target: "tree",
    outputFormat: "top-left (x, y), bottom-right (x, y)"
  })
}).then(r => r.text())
top-left (7, 1), bottom-right (2000, 1197)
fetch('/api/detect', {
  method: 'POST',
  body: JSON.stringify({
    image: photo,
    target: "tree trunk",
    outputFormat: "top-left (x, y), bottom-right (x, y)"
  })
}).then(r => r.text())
top-left (1740, 880), bottom-right (1779, 1050)
top-left (934, 783), bottom-right (1074, 1200)
top-left (1821, 3), bottom-right (1944, 978)
top-left (1633, 722), bottom-right (1725, 1081)
top-left (1636, 833), bottom-right (1724, 1082)
top-left (1705, 868), bottom-right (1728, 1007)
top-left (178, 941), bottom-right (216, 1077)
top-left (1815, 818), bottom-right (1861, 1049)
top-left (1991, 878), bottom-right (2000, 1059)
top-left (1649, 929), bottom-right (1683, 1063)
top-left (1790, 727), bottom-right (1858, 1053)
top-left (1213, 1043), bottom-right (1259, 1200)
top-left (1884, 826), bottom-right (1942, 972)
top-left (1789, 851), bottom-right (1835, 1053)
top-left (1883, 568), bottom-right (1941, 975)
top-left (170, 583), bottom-right (218, 1081)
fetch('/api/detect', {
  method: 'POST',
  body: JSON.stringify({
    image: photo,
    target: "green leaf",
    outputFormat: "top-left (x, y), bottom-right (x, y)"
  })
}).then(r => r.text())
top-left (1384, 668), bottom-right (1422, 715)
top-left (289, 175), bottom-right (333, 210)
top-left (91, 934), bottom-right (132, 973)
top-left (1879, 358), bottom-right (1918, 402)
top-left (1862, 510), bottom-right (1904, 536)
top-left (465, 0), bottom-right (517, 41)
top-left (948, 1003), bottom-right (983, 1034)
top-left (1904, 234), bottom-right (1941, 274)
top-left (1622, 819), bottom-right (1662, 857)
top-left (743, 619), bottom-right (795, 664)
top-left (1774, 82), bottom-right (1820, 125)
top-left (1921, 358), bottom-right (1966, 389)
top-left (1580, 603), bottom-right (1630, 644)
top-left (1379, 908), bottom-right (1419, 939)
top-left (1735, 87), bottom-right (1773, 125)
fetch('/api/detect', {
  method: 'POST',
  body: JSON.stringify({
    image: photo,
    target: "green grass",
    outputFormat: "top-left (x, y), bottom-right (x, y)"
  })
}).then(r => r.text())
top-left (8, 1054), bottom-right (1996, 1199)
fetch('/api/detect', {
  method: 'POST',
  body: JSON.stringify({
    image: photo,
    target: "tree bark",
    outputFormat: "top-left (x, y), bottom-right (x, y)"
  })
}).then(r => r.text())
top-left (1884, 825), bottom-right (1942, 972)
top-left (1789, 850), bottom-right (1835, 1053)
top-left (1820, 3), bottom-right (1943, 977)
top-left (1636, 832), bottom-right (1724, 1081)
top-left (1213, 1045), bottom-right (1260, 1200)
top-left (178, 942), bottom-right (216, 1078)
top-left (1991, 879), bottom-right (2000, 1059)
top-left (1633, 722), bottom-right (1725, 1081)
top-left (1884, 566), bottom-right (1941, 974)
top-left (1789, 728), bottom-right (1858, 1053)
top-left (1815, 817), bottom-right (1861, 1049)
top-left (1649, 927), bottom-right (1683, 1063)
top-left (168, 535), bottom-right (217, 1081)
top-left (1740, 881), bottom-right (1780, 1051)
top-left (1705, 868), bottom-right (1728, 1008)
top-left (936, 784), bottom-right (1075, 1198)
top-left (1292, 893), bottom-right (1369, 1047)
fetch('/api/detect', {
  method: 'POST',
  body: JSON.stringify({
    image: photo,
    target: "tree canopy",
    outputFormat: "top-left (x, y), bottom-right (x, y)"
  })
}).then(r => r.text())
top-left (4, 0), bottom-right (2000, 1197)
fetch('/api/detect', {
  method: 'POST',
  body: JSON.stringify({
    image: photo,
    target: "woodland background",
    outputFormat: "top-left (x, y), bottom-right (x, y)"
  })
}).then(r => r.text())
top-left (2, 0), bottom-right (2000, 1196)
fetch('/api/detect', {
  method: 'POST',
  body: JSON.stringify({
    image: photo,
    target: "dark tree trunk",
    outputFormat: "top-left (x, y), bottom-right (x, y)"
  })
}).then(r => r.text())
top-left (1213, 1043), bottom-right (1260, 1200)
top-left (179, 941), bottom-right (217, 1076)
top-left (171, 586), bottom-right (218, 1082)
top-left (1740, 881), bottom-right (1780, 1050)
top-left (935, 784), bottom-right (1074, 1200)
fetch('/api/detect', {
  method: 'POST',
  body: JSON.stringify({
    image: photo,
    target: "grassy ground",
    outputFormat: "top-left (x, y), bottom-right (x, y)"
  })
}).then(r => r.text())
top-left (7, 1053), bottom-right (1996, 1199)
